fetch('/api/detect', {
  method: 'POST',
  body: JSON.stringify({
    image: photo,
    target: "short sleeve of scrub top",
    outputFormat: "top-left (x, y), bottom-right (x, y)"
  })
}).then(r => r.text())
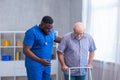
top-left (23, 30), bottom-right (35, 46)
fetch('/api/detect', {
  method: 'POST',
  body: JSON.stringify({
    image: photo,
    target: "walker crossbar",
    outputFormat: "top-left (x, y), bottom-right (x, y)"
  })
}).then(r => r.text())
top-left (68, 67), bottom-right (92, 80)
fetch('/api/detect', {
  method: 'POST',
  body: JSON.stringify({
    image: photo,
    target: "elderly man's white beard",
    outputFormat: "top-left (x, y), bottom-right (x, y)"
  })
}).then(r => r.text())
top-left (76, 37), bottom-right (81, 40)
top-left (76, 35), bottom-right (82, 40)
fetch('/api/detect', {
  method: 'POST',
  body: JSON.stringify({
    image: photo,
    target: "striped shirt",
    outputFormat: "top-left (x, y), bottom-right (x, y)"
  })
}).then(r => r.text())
top-left (57, 32), bottom-right (96, 76)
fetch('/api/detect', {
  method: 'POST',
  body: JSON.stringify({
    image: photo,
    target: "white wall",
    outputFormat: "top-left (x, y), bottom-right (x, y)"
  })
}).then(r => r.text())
top-left (0, 0), bottom-right (83, 36)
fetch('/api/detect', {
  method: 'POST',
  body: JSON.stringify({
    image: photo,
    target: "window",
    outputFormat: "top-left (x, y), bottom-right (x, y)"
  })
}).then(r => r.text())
top-left (83, 0), bottom-right (119, 62)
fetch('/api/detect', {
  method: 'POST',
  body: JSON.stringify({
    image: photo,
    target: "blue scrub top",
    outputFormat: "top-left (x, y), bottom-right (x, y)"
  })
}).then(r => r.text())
top-left (23, 25), bottom-right (57, 63)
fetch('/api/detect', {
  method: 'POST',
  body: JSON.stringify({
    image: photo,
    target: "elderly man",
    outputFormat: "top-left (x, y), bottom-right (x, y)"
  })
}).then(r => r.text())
top-left (57, 22), bottom-right (96, 80)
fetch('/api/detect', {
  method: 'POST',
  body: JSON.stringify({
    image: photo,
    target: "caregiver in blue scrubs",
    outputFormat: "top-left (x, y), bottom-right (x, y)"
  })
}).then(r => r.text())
top-left (23, 16), bottom-right (61, 80)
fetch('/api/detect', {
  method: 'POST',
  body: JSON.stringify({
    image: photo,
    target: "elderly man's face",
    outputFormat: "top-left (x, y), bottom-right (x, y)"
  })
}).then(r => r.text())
top-left (73, 22), bottom-right (85, 40)
top-left (74, 31), bottom-right (84, 40)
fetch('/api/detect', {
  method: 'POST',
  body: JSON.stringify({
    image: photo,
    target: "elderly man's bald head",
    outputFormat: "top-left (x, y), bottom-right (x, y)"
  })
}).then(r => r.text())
top-left (73, 22), bottom-right (84, 33)
top-left (73, 22), bottom-right (85, 39)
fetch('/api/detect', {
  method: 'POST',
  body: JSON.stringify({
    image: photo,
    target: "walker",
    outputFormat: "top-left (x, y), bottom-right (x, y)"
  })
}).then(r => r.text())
top-left (68, 67), bottom-right (92, 80)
